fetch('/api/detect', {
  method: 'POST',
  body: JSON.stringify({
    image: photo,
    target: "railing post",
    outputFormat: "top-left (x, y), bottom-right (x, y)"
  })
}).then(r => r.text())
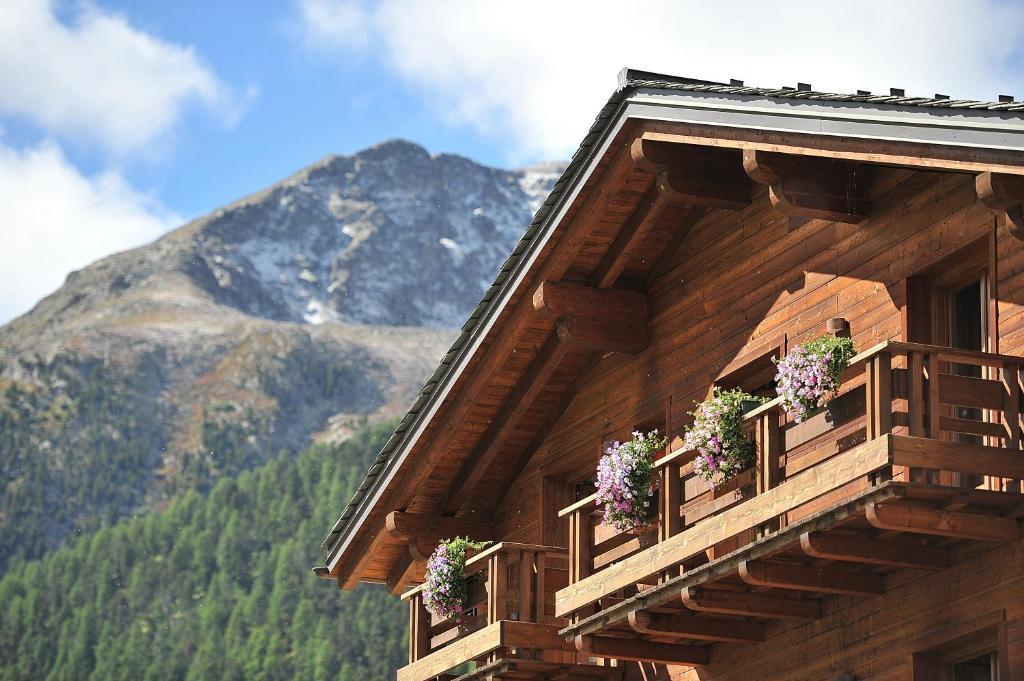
top-left (755, 409), bottom-right (781, 535)
top-left (907, 351), bottom-right (927, 483)
top-left (1002, 362), bottom-right (1021, 493)
top-left (568, 508), bottom-right (592, 585)
top-left (409, 592), bottom-right (431, 662)
top-left (518, 550), bottom-right (532, 622)
top-left (926, 352), bottom-right (941, 439)
top-left (866, 350), bottom-right (893, 482)
top-left (534, 550), bottom-right (547, 624)
top-left (487, 550), bottom-right (508, 623)
top-left (658, 459), bottom-right (682, 543)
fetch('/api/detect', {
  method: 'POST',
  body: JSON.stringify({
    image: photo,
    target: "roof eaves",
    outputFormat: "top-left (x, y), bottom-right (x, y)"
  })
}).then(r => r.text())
top-left (318, 67), bottom-right (1024, 565)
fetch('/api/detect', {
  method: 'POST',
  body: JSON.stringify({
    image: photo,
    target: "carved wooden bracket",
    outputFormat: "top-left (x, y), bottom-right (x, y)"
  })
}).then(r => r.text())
top-left (533, 281), bottom-right (649, 354)
top-left (533, 280), bottom-right (647, 320)
top-left (632, 138), bottom-right (751, 209)
top-left (743, 149), bottom-right (870, 224)
top-left (976, 171), bottom-right (1024, 239)
top-left (385, 511), bottom-right (494, 545)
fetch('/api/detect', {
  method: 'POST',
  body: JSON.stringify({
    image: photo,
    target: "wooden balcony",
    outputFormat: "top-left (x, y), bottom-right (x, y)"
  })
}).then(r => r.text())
top-left (398, 543), bottom-right (618, 681)
top-left (556, 341), bottom-right (1024, 666)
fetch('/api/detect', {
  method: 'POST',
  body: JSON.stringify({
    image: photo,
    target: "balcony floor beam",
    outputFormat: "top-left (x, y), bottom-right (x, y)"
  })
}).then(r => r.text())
top-left (628, 610), bottom-right (765, 643)
top-left (799, 531), bottom-right (950, 570)
top-left (575, 634), bottom-right (708, 666)
top-left (865, 502), bottom-right (1021, 542)
top-left (682, 586), bottom-right (821, 620)
top-left (738, 559), bottom-right (884, 597)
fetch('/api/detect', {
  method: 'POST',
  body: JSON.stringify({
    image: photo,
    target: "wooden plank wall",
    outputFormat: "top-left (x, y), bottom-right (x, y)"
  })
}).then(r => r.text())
top-left (479, 163), bottom-right (1024, 677)
top-left (496, 169), bottom-right (1003, 545)
top-left (671, 538), bottom-right (1024, 680)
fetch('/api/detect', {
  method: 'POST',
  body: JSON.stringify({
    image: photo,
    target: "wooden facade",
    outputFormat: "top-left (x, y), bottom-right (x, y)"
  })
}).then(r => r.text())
top-left (317, 72), bottom-right (1024, 680)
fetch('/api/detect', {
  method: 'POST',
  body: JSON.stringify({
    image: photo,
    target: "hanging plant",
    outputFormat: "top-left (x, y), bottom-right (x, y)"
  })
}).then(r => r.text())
top-left (422, 537), bottom-right (491, 622)
top-left (774, 335), bottom-right (856, 423)
top-left (595, 430), bottom-right (667, 533)
top-left (683, 388), bottom-right (765, 486)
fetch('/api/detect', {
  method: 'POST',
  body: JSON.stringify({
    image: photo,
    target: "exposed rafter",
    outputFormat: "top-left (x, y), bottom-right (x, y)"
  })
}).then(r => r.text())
top-left (627, 610), bottom-right (765, 643)
top-left (631, 138), bottom-right (751, 209)
top-left (533, 281), bottom-right (647, 321)
top-left (977, 171), bottom-right (1024, 239)
top-left (681, 586), bottom-right (821, 620)
top-left (865, 502), bottom-right (1021, 542)
top-left (738, 560), bottom-right (884, 596)
top-left (575, 634), bottom-right (708, 666)
top-left (743, 149), bottom-right (870, 223)
top-left (799, 531), bottom-right (950, 570)
top-left (442, 333), bottom-right (572, 514)
top-left (386, 511), bottom-right (494, 544)
top-left (386, 553), bottom-right (423, 596)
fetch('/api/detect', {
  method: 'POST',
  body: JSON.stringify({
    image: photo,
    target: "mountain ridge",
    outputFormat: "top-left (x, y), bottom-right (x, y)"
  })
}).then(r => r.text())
top-left (0, 139), bottom-right (564, 569)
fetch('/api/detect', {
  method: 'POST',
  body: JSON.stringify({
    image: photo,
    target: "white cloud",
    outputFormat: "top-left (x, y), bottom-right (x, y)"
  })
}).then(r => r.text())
top-left (0, 141), bottom-right (179, 324)
top-left (0, 0), bottom-right (247, 155)
top-left (297, 0), bottom-right (1024, 162)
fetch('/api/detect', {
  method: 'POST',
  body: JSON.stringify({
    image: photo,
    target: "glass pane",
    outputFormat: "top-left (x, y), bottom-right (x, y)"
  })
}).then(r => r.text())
top-left (952, 652), bottom-right (994, 681)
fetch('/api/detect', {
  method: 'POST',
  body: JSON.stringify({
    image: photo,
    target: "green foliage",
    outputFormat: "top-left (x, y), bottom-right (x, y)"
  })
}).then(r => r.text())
top-left (422, 537), bottom-right (491, 622)
top-left (684, 388), bottom-right (767, 486)
top-left (0, 355), bottom-right (169, 571)
top-left (0, 421), bottom-right (407, 681)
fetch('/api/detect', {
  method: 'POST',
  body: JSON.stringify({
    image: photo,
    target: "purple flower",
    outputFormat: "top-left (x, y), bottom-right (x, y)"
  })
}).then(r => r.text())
top-left (595, 430), bottom-right (665, 532)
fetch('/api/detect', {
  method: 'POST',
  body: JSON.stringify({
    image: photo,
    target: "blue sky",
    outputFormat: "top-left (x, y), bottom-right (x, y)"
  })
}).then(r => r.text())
top-left (1, 0), bottom-right (1023, 324)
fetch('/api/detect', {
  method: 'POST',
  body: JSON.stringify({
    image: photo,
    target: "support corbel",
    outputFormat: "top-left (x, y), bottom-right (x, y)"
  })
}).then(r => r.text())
top-left (977, 171), bottom-right (1024, 239)
top-left (743, 149), bottom-right (870, 223)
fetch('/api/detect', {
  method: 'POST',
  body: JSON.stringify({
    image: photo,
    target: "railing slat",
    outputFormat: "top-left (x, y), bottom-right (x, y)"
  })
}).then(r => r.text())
top-left (1003, 362), bottom-right (1021, 494)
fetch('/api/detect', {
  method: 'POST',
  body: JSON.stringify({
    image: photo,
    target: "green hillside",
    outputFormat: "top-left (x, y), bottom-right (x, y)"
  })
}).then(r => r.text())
top-left (0, 422), bottom-right (406, 681)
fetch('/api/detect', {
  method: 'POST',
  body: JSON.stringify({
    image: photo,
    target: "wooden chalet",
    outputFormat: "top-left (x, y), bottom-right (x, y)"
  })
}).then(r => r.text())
top-left (316, 69), bottom-right (1024, 680)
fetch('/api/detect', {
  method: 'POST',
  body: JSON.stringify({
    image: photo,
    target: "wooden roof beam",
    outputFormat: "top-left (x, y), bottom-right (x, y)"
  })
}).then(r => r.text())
top-left (865, 502), bottom-right (1021, 542)
top-left (977, 171), bottom-right (1024, 239)
top-left (681, 586), bottom-right (821, 620)
top-left (627, 610), bottom-right (765, 643)
top-left (386, 511), bottom-right (494, 543)
top-left (743, 149), bottom-right (870, 224)
top-left (533, 281), bottom-right (647, 321)
top-left (386, 550), bottom-right (425, 595)
top-left (738, 559), bottom-right (884, 596)
top-left (799, 531), bottom-right (950, 570)
top-left (632, 138), bottom-right (751, 210)
top-left (575, 634), bottom-right (708, 666)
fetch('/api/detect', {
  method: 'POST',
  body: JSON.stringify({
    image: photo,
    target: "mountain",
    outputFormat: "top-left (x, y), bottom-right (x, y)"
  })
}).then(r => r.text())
top-left (0, 139), bottom-right (564, 570)
top-left (0, 422), bottom-right (408, 681)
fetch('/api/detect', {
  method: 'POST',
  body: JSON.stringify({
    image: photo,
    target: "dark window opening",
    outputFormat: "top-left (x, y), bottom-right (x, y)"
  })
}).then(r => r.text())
top-left (952, 652), bottom-right (996, 681)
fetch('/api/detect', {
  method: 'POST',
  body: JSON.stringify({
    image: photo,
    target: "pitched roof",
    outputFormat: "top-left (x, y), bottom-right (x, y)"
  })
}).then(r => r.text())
top-left (318, 68), bottom-right (1023, 562)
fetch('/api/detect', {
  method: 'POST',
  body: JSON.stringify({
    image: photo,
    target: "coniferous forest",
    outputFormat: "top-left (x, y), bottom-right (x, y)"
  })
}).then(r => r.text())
top-left (0, 422), bottom-right (406, 681)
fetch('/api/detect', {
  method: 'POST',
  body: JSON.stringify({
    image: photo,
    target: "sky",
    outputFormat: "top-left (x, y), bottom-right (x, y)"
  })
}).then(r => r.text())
top-left (1, 0), bottom-right (1023, 324)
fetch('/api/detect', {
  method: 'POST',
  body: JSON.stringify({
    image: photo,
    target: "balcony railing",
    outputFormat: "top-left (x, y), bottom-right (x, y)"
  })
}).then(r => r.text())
top-left (400, 543), bottom-right (617, 681)
top-left (557, 341), bottom-right (1024, 623)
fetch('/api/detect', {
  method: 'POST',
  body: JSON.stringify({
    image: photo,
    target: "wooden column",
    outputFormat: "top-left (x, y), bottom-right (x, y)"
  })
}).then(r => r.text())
top-left (866, 352), bottom-right (893, 482)
top-left (908, 350), bottom-right (926, 483)
top-left (487, 551), bottom-right (508, 624)
top-left (1003, 362), bottom-right (1021, 493)
top-left (568, 509), bottom-right (592, 585)
top-left (534, 550), bottom-right (547, 625)
top-left (755, 410), bottom-right (781, 534)
top-left (409, 592), bottom-right (431, 663)
top-left (658, 459), bottom-right (683, 542)
top-left (518, 550), bottom-right (533, 622)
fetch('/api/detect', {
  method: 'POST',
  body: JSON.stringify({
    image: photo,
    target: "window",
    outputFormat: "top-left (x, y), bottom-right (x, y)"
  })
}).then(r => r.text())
top-left (904, 239), bottom-right (994, 487)
top-left (912, 615), bottom-right (1005, 681)
top-left (951, 652), bottom-right (997, 681)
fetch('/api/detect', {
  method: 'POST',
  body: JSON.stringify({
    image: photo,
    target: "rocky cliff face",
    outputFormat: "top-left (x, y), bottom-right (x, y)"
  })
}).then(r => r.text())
top-left (0, 140), bottom-right (563, 569)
